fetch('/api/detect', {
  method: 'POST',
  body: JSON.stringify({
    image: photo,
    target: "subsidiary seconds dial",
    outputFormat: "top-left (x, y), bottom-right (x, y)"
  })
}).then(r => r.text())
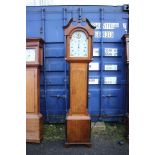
top-left (70, 31), bottom-right (88, 57)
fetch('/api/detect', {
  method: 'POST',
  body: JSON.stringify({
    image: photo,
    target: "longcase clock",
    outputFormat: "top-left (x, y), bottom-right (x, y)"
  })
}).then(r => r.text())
top-left (64, 18), bottom-right (95, 146)
top-left (26, 38), bottom-right (44, 143)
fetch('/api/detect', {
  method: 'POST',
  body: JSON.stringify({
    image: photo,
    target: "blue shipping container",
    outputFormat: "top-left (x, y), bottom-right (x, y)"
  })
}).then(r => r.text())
top-left (26, 5), bottom-right (129, 123)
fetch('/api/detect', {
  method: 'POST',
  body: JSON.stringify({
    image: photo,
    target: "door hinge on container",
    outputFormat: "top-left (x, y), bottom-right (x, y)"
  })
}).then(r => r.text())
top-left (102, 94), bottom-right (116, 98)
top-left (50, 95), bottom-right (66, 99)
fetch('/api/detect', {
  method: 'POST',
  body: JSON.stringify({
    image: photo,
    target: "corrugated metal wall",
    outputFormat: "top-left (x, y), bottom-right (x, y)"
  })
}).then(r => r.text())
top-left (26, 5), bottom-right (129, 122)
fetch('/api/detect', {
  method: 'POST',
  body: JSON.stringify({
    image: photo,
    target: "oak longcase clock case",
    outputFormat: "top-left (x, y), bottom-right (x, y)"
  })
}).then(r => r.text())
top-left (26, 38), bottom-right (43, 143)
top-left (64, 18), bottom-right (95, 146)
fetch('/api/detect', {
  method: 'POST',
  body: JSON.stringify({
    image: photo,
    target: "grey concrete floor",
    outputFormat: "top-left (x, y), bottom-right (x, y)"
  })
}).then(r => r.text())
top-left (27, 122), bottom-right (129, 155)
top-left (27, 133), bottom-right (129, 155)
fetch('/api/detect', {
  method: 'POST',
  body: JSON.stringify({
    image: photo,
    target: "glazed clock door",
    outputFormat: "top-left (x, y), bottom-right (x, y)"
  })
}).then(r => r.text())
top-left (70, 31), bottom-right (88, 57)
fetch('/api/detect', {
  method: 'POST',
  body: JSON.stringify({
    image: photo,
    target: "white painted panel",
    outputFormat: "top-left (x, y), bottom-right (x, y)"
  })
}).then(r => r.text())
top-left (93, 48), bottom-right (99, 56)
top-left (89, 62), bottom-right (99, 70)
top-left (103, 23), bottom-right (119, 29)
top-left (94, 31), bottom-right (114, 38)
top-left (104, 77), bottom-right (117, 84)
top-left (104, 48), bottom-right (118, 56)
top-left (91, 22), bottom-right (119, 30)
top-left (89, 78), bottom-right (99, 84)
top-left (104, 65), bottom-right (117, 70)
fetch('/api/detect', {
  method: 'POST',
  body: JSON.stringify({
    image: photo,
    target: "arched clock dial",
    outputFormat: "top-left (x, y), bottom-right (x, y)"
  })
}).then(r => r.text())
top-left (70, 31), bottom-right (88, 57)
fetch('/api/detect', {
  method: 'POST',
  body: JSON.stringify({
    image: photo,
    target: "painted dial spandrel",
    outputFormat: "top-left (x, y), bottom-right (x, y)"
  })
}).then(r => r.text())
top-left (26, 48), bottom-right (36, 62)
top-left (70, 31), bottom-right (88, 57)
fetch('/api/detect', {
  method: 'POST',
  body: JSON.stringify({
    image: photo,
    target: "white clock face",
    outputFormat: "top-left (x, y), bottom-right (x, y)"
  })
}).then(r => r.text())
top-left (26, 48), bottom-right (36, 62)
top-left (70, 31), bottom-right (88, 57)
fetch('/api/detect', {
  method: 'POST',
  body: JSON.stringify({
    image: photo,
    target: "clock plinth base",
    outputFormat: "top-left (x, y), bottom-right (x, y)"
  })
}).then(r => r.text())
top-left (26, 113), bottom-right (43, 143)
top-left (66, 114), bottom-right (91, 145)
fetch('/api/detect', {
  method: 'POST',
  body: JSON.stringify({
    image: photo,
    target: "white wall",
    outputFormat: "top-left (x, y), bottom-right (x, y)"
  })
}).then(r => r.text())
top-left (26, 0), bottom-right (129, 6)
top-left (26, 0), bottom-right (54, 6)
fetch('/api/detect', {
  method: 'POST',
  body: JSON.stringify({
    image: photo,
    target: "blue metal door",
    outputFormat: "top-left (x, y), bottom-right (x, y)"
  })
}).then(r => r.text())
top-left (26, 5), bottom-right (129, 122)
